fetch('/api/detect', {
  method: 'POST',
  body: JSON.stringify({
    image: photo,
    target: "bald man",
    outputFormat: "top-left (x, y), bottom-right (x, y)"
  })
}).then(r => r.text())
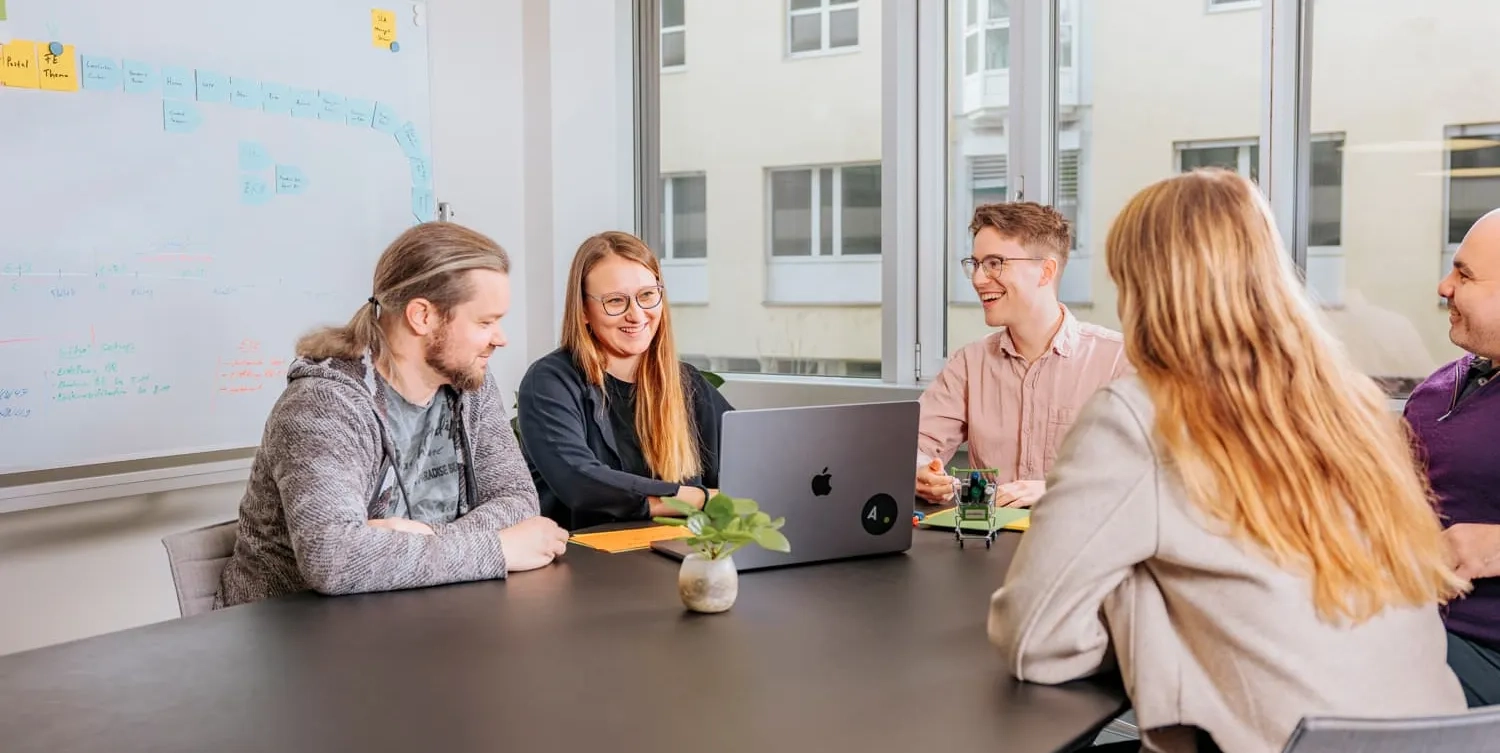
top-left (1404, 208), bottom-right (1500, 707)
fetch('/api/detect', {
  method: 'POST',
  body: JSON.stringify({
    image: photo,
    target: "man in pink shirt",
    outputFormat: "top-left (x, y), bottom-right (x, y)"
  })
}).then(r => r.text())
top-left (916, 202), bottom-right (1129, 507)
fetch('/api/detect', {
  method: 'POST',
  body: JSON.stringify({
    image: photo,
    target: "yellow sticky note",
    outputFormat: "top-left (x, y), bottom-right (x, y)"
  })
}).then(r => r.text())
top-left (372, 9), bottom-right (397, 49)
top-left (569, 525), bottom-right (692, 554)
top-left (39, 43), bottom-right (79, 92)
top-left (1, 40), bottom-right (40, 89)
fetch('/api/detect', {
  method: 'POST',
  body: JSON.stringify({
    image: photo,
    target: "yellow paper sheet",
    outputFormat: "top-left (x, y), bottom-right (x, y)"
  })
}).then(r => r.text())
top-left (1, 40), bottom-right (40, 89)
top-left (372, 9), bottom-right (397, 48)
top-left (39, 43), bottom-right (79, 92)
top-left (570, 525), bottom-right (692, 554)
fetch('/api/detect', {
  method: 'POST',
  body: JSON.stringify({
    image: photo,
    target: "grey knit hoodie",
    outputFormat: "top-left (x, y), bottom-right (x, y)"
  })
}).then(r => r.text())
top-left (214, 353), bottom-right (539, 609)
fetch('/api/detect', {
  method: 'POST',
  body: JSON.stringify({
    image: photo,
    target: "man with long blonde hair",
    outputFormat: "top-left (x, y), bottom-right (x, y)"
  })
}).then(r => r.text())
top-left (1406, 208), bottom-right (1500, 707)
top-left (215, 223), bottom-right (567, 608)
top-left (990, 170), bottom-right (1467, 752)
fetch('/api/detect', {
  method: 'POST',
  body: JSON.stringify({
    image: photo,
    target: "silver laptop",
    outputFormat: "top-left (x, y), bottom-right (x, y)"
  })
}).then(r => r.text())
top-left (651, 400), bottom-right (920, 571)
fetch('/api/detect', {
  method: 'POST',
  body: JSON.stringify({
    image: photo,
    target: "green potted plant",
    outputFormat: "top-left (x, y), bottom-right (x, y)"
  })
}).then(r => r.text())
top-left (653, 492), bottom-right (789, 613)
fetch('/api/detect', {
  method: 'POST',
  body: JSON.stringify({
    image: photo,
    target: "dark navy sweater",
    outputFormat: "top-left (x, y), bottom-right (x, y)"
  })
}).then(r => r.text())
top-left (1405, 354), bottom-right (1500, 649)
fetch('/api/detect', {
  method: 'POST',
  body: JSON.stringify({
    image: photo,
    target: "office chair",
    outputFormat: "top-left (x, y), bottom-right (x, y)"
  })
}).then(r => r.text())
top-left (160, 520), bottom-right (238, 617)
top-left (1280, 705), bottom-right (1500, 752)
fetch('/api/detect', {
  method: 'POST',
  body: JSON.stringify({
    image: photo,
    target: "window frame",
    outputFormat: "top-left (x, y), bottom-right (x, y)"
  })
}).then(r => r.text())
top-left (1442, 122), bottom-right (1500, 275)
top-left (661, 0), bottom-right (686, 70)
top-left (660, 172), bottom-right (707, 263)
top-left (1207, 0), bottom-right (1262, 12)
top-left (787, 0), bottom-right (862, 58)
top-left (765, 162), bottom-right (883, 260)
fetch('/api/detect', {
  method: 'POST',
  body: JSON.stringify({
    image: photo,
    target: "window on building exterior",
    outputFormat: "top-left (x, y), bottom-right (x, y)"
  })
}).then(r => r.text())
top-left (770, 164), bottom-right (883, 257)
top-left (662, 0), bottom-right (685, 68)
top-left (789, 0), bottom-right (859, 55)
top-left (660, 174), bottom-right (707, 259)
top-left (963, 0), bottom-right (1010, 74)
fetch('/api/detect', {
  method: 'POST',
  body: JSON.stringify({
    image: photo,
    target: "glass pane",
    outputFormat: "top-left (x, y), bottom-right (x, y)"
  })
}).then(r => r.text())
top-left (841, 165), bottom-right (882, 255)
top-left (664, 4), bottom-right (882, 378)
top-left (946, 0), bottom-right (1011, 350)
top-left (1013, 0), bottom-right (1264, 357)
top-left (1058, 23), bottom-right (1074, 68)
top-left (966, 0), bottom-right (978, 27)
top-left (658, 178), bottom-right (669, 258)
top-left (662, 30), bottom-right (685, 68)
top-left (985, 27), bottom-right (1009, 70)
top-left (663, 0), bottom-right (685, 29)
top-left (988, 0), bottom-right (1010, 20)
top-left (819, 168), bottom-right (835, 255)
top-left (1179, 145), bottom-right (1242, 172)
top-left (772, 170), bottom-right (814, 257)
top-left (1309, 1), bottom-right (1498, 395)
top-left (1308, 139), bottom-right (1342, 248)
top-left (790, 0), bottom-right (821, 10)
top-left (790, 13), bottom-right (822, 53)
top-left (829, 8), bottom-right (859, 48)
top-left (1448, 134), bottom-right (1500, 245)
top-left (672, 176), bottom-right (708, 259)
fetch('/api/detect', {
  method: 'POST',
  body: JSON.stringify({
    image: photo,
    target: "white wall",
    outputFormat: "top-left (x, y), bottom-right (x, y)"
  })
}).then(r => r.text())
top-left (0, 0), bottom-right (636, 657)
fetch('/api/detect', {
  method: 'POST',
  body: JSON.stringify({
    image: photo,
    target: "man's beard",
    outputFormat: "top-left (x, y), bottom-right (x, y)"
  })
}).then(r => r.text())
top-left (425, 325), bottom-right (488, 392)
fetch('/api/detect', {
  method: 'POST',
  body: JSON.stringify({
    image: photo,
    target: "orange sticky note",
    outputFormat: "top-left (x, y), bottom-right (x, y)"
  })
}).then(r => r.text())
top-left (569, 525), bottom-right (692, 554)
top-left (1, 40), bottom-right (40, 89)
top-left (39, 43), bottom-right (79, 92)
top-left (372, 9), bottom-right (397, 48)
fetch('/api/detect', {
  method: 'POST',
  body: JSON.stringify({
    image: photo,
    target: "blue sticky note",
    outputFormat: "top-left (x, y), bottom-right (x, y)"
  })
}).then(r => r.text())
top-left (161, 66), bottom-right (194, 100)
top-left (80, 56), bottom-right (122, 91)
top-left (275, 165), bottom-right (309, 195)
top-left (230, 77), bottom-right (260, 109)
top-left (122, 60), bottom-right (156, 93)
top-left (239, 141), bottom-right (272, 172)
top-left (162, 101), bottom-right (203, 134)
top-left (317, 91), bottom-right (346, 123)
top-left (260, 83), bottom-right (291, 115)
top-left (412, 187), bottom-right (435, 222)
top-left (371, 102), bottom-right (399, 134)
top-left (394, 121), bottom-right (424, 159)
top-left (240, 175), bottom-right (272, 206)
top-left (196, 70), bottom-right (230, 103)
top-left (344, 98), bottom-right (376, 128)
top-left (290, 89), bottom-right (318, 118)
top-left (409, 157), bottom-right (432, 189)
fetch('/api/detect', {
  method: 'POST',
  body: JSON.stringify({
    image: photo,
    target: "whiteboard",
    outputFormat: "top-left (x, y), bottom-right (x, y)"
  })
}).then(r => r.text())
top-left (0, 0), bottom-right (432, 474)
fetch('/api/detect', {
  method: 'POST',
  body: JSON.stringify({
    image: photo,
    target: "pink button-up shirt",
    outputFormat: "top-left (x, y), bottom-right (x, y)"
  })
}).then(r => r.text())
top-left (918, 307), bottom-right (1130, 484)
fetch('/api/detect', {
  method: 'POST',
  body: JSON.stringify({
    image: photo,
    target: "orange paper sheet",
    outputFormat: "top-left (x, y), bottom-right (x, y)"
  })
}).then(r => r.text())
top-left (569, 525), bottom-right (692, 553)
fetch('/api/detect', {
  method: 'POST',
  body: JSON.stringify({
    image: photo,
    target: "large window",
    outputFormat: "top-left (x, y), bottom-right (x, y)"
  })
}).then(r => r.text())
top-left (1308, 0), bottom-right (1500, 394)
top-left (655, 0), bottom-right (882, 378)
top-left (662, 0), bottom-right (686, 69)
top-left (769, 164), bottom-right (881, 257)
top-left (789, 0), bottom-right (859, 56)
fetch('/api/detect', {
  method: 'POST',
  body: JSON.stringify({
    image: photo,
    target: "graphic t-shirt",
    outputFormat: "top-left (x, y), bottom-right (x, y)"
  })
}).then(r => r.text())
top-left (376, 378), bottom-right (467, 525)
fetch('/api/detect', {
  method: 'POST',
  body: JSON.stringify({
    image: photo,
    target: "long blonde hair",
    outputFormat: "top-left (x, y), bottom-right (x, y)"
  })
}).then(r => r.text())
top-left (1106, 168), bottom-right (1466, 622)
top-left (297, 223), bottom-right (510, 375)
top-left (561, 232), bottom-right (700, 482)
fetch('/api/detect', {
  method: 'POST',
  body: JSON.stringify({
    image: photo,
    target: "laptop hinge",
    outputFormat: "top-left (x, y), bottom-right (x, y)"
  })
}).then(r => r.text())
top-left (914, 342), bottom-right (922, 382)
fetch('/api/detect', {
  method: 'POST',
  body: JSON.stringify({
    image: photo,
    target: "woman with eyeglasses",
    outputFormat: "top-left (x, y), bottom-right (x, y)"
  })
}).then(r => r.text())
top-left (988, 169), bottom-right (1466, 752)
top-left (516, 231), bottom-right (733, 530)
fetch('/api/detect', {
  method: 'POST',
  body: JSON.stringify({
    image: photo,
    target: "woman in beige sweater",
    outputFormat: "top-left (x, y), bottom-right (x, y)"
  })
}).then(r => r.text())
top-left (987, 169), bottom-right (1470, 753)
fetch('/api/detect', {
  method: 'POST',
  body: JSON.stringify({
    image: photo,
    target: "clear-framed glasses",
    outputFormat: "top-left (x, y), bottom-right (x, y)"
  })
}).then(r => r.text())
top-left (587, 285), bottom-right (665, 316)
top-left (959, 255), bottom-right (1047, 280)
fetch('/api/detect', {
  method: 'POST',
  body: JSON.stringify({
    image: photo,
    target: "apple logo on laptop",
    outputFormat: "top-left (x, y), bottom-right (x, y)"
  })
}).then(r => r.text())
top-left (811, 467), bottom-right (832, 496)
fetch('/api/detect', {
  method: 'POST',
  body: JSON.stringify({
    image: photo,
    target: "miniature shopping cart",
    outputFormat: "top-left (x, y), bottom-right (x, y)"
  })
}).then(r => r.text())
top-left (950, 467), bottom-right (1001, 549)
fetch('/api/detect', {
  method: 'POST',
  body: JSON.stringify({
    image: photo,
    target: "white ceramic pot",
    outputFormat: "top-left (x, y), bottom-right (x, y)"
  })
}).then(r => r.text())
top-left (677, 553), bottom-right (738, 613)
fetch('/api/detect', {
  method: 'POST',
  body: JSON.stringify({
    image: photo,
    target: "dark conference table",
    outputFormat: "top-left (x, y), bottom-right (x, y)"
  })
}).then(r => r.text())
top-left (0, 528), bottom-right (1127, 753)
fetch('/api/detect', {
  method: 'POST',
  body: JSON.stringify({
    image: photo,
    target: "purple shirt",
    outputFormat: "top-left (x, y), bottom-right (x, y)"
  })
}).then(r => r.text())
top-left (1405, 354), bottom-right (1500, 649)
